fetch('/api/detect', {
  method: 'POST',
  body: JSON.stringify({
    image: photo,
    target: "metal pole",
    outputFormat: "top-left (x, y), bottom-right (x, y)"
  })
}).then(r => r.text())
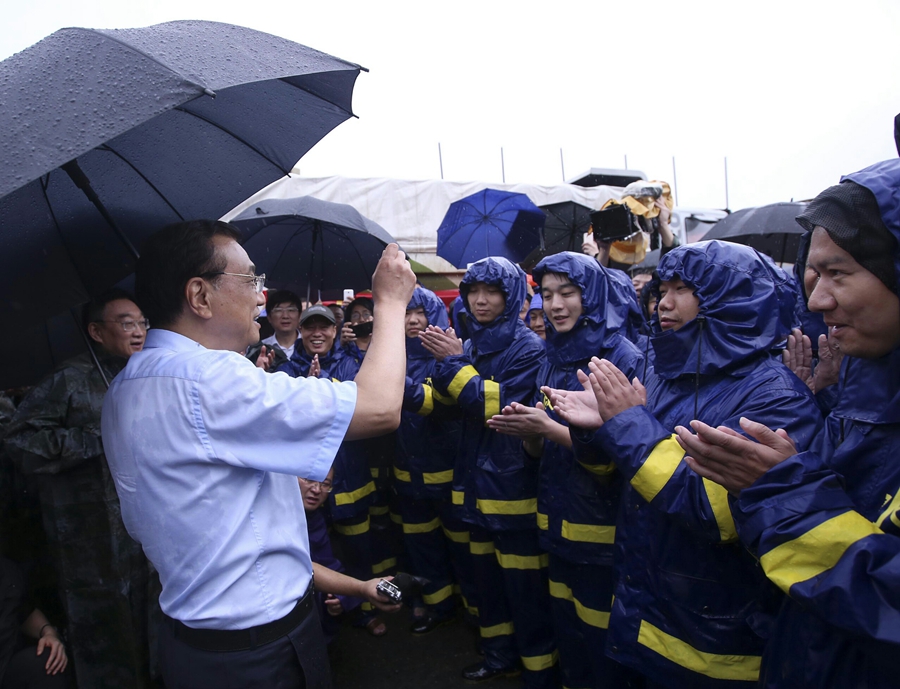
top-left (624, 154), bottom-right (628, 170)
top-left (671, 156), bottom-right (679, 206)
top-left (560, 148), bottom-right (566, 182)
top-left (501, 147), bottom-right (506, 184)
top-left (438, 143), bottom-right (444, 180)
top-left (724, 156), bottom-right (730, 210)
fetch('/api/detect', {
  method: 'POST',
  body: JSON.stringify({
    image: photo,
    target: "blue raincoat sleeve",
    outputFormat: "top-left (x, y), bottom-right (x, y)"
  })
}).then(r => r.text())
top-left (573, 384), bottom-right (821, 544)
top-left (432, 342), bottom-right (544, 425)
top-left (733, 452), bottom-right (900, 644)
top-left (402, 375), bottom-right (454, 416)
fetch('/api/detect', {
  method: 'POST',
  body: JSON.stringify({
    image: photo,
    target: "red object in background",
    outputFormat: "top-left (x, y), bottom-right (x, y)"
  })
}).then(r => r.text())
top-left (433, 289), bottom-right (460, 308)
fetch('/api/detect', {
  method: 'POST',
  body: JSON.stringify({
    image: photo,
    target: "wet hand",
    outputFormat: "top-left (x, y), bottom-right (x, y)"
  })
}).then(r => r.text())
top-left (487, 402), bottom-right (549, 439)
top-left (542, 378), bottom-right (603, 430)
top-left (812, 331), bottom-right (843, 392)
top-left (419, 325), bottom-right (463, 362)
top-left (782, 328), bottom-right (813, 391)
top-left (371, 244), bottom-right (416, 307)
top-left (587, 358), bottom-right (645, 421)
top-left (676, 418), bottom-right (797, 496)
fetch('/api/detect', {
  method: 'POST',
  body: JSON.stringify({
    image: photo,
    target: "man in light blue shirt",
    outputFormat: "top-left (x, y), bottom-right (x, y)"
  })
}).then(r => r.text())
top-left (101, 220), bottom-right (416, 689)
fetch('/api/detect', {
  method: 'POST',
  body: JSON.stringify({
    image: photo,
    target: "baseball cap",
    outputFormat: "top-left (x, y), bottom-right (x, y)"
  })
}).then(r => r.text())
top-left (299, 304), bottom-right (336, 326)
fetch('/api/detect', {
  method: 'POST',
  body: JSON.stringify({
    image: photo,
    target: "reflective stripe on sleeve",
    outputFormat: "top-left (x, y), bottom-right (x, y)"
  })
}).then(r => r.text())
top-left (549, 580), bottom-right (610, 629)
top-left (476, 497), bottom-right (537, 515)
top-left (630, 435), bottom-right (683, 503)
top-left (484, 379), bottom-right (501, 423)
top-left (448, 365), bottom-right (478, 399)
top-left (637, 619), bottom-right (760, 681)
top-left (560, 520), bottom-right (615, 544)
top-left (417, 384), bottom-right (434, 416)
top-left (333, 480), bottom-right (376, 506)
top-left (759, 510), bottom-right (883, 593)
top-left (578, 460), bottom-right (617, 477)
top-left (703, 478), bottom-right (738, 542)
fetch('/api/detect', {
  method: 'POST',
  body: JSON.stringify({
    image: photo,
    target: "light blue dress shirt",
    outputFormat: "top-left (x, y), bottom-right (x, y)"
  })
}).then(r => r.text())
top-left (101, 329), bottom-right (357, 630)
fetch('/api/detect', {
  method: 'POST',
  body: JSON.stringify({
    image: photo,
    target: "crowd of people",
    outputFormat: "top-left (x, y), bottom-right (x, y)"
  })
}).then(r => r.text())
top-left (2, 157), bottom-right (900, 689)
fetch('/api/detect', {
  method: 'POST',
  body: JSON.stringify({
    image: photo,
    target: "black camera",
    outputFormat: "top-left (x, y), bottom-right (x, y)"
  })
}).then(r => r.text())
top-left (350, 321), bottom-right (373, 338)
top-left (590, 204), bottom-right (642, 243)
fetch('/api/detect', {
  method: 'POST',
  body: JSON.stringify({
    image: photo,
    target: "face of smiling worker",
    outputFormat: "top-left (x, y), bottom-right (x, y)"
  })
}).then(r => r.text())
top-left (540, 273), bottom-right (583, 334)
top-left (300, 317), bottom-right (337, 356)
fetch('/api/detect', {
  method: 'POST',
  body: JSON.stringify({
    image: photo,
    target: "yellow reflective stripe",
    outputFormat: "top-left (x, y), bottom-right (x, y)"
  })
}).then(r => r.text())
top-left (759, 511), bottom-right (883, 593)
top-left (476, 497), bottom-right (537, 515)
top-left (578, 460), bottom-right (617, 477)
top-left (371, 557), bottom-right (397, 574)
top-left (481, 621), bottom-right (515, 638)
top-left (369, 504), bottom-right (389, 516)
top-left (423, 584), bottom-right (454, 605)
top-left (433, 388), bottom-right (454, 405)
top-left (370, 467), bottom-right (380, 478)
top-left (549, 580), bottom-right (610, 629)
top-left (470, 540), bottom-right (495, 555)
top-left (448, 365), bottom-right (478, 399)
top-left (417, 384), bottom-right (435, 416)
top-left (462, 596), bottom-right (479, 616)
top-left (393, 467), bottom-right (412, 482)
top-left (876, 490), bottom-right (900, 529)
top-left (360, 602), bottom-right (373, 612)
top-left (521, 650), bottom-right (559, 672)
top-left (442, 527), bottom-right (470, 543)
top-left (561, 520), bottom-right (616, 544)
top-left (452, 490), bottom-right (465, 505)
top-left (484, 379), bottom-right (501, 423)
top-left (537, 512), bottom-right (549, 530)
top-left (403, 517), bottom-right (441, 534)
top-left (389, 512), bottom-right (403, 525)
top-left (423, 469), bottom-right (453, 484)
top-left (333, 517), bottom-right (370, 536)
top-left (333, 480), bottom-right (376, 506)
top-left (631, 435), bottom-right (683, 502)
top-left (703, 478), bottom-right (738, 542)
top-left (637, 619), bottom-right (760, 681)
top-left (495, 550), bottom-right (549, 570)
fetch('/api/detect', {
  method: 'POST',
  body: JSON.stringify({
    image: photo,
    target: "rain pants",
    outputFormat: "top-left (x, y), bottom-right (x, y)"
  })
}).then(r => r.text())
top-left (573, 241), bottom-right (822, 688)
top-left (394, 286), bottom-right (472, 617)
top-left (532, 252), bottom-right (645, 689)
top-left (732, 159), bottom-right (900, 688)
top-left (432, 257), bottom-right (557, 688)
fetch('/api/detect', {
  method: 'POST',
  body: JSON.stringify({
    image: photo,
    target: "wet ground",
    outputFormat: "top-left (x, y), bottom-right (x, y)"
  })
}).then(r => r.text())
top-left (329, 609), bottom-right (522, 689)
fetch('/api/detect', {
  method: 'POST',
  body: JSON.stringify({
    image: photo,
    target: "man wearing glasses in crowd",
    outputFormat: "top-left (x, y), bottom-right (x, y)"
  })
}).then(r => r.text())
top-left (101, 220), bottom-right (416, 689)
top-left (4, 289), bottom-right (157, 687)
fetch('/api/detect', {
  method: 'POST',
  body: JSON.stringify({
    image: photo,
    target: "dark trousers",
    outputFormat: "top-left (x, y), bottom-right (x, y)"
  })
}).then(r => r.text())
top-left (158, 606), bottom-right (330, 689)
top-left (1, 646), bottom-right (70, 689)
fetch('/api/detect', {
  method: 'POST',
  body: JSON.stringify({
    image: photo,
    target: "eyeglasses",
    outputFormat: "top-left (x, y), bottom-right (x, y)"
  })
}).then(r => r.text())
top-left (270, 307), bottom-right (300, 316)
top-left (201, 272), bottom-right (266, 293)
top-left (299, 478), bottom-right (333, 493)
top-left (350, 310), bottom-right (373, 323)
top-left (97, 319), bottom-right (150, 333)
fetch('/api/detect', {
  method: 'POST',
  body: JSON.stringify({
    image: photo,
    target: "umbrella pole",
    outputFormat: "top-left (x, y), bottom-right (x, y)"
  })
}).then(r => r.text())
top-left (62, 160), bottom-right (141, 260)
top-left (71, 308), bottom-right (110, 389)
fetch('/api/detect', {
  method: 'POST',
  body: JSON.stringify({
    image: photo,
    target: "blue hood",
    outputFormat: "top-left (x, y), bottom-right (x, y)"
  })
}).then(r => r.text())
top-left (651, 240), bottom-right (795, 379)
top-left (460, 256), bottom-right (527, 354)
top-left (837, 159), bottom-right (900, 424)
top-left (527, 293), bottom-right (543, 318)
top-left (406, 285), bottom-right (449, 359)
top-left (533, 251), bottom-right (630, 365)
top-left (606, 266), bottom-right (647, 344)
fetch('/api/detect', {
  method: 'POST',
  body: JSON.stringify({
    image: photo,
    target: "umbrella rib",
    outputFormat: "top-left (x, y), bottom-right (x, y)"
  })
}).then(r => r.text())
top-left (39, 175), bottom-right (93, 294)
top-left (173, 106), bottom-right (293, 176)
top-left (97, 144), bottom-right (185, 220)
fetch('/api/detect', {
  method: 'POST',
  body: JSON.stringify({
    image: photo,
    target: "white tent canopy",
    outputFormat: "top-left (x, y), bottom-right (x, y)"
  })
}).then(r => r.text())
top-left (222, 176), bottom-right (623, 274)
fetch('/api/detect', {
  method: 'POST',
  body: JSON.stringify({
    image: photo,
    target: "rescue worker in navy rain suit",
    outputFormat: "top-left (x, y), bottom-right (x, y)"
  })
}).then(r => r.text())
top-left (677, 160), bottom-right (900, 688)
top-left (420, 257), bottom-right (558, 688)
top-left (394, 286), bottom-right (475, 633)
top-left (487, 252), bottom-right (644, 689)
top-left (547, 241), bottom-right (822, 688)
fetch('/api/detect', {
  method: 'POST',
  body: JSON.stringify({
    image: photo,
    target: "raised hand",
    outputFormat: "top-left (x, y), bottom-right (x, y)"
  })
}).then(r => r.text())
top-left (419, 325), bottom-right (464, 362)
top-left (542, 372), bottom-right (603, 430)
top-left (586, 358), bottom-right (645, 421)
top-left (255, 345), bottom-right (274, 371)
top-left (308, 353), bottom-right (321, 378)
top-left (782, 328), bottom-right (813, 390)
top-left (812, 331), bottom-right (843, 392)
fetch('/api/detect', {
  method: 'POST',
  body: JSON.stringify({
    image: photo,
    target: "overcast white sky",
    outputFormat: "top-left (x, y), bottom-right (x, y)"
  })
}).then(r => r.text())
top-left (3, 0), bottom-right (899, 211)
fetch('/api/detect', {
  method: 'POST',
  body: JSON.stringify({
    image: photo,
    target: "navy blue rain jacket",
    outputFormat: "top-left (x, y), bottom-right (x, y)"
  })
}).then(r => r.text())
top-left (276, 341), bottom-right (344, 379)
top-left (532, 252), bottom-right (644, 565)
top-left (573, 240), bottom-right (822, 688)
top-left (395, 286), bottom-right (461, 499)
top-left (733, 159), bottom-right (900, 688)
top-left (432, 257), bottom-right (547, 531)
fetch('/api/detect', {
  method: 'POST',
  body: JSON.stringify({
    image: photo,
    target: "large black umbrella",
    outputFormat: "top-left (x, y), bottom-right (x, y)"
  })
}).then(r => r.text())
top-left (0, 21), bottom-right (363, 389)
top-left (520, 201), bottom-right (593, 271)
top-left (230, 196), bottom-right (396, 301)
top-left (700, 202), bottom-right (808, 263)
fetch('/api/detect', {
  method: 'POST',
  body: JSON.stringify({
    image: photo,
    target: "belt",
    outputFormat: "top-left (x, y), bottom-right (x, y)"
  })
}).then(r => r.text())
top-left (166, 582), bottom-right (314, 652)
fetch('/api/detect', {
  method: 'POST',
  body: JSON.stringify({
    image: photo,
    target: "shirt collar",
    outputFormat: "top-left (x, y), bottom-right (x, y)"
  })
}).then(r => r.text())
top-left (144, 328), bottom-right (207, 352)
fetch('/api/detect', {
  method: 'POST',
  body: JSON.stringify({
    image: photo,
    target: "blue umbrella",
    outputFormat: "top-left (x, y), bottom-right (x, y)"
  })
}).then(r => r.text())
top-left (230, 196), bottom-right (396, 301)
top-left (436, 189), bottom-right (546, 268)
top-left (0, 21), bottom-right (363, 389)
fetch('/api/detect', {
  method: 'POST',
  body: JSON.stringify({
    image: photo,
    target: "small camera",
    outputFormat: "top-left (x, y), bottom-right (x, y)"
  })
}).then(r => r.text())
top-left (375, 579), bottom-right (402, 604)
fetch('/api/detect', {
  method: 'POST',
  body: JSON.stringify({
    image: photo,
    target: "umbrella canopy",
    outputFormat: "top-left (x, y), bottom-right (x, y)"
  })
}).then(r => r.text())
top-left (0, 20), bottom-right (363, 336)
top-left (230, 196), bottom-right (396, 301)
top-left (436, 189), bottom-right (545, 268)
top-left (0, 21), bottom-right (363, 390)
top-left (520, 200), bottom-right (593, 271)
top-left (700, 202), bottom-right (808, 264)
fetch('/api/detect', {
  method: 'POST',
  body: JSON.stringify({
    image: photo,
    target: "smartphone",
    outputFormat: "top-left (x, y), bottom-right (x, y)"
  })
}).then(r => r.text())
top-left (343, 289), bottom-right (355, 303)
top-left (350, 321), bottom-right (373, 338)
